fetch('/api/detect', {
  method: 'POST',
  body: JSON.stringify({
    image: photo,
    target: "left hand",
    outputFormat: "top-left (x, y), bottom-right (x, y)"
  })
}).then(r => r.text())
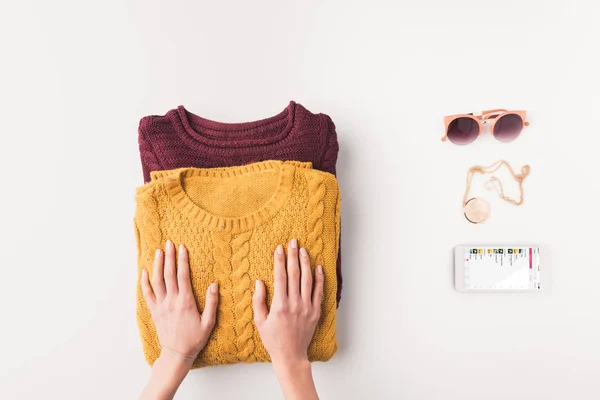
top-left (140, 240), bottom-right (219, 360)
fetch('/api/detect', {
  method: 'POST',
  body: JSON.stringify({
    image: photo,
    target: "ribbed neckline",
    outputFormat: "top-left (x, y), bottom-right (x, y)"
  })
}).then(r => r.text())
top-left (162, 161), bottom-right (296, 233)
top-left (173, 102), bottom-right (297, 149)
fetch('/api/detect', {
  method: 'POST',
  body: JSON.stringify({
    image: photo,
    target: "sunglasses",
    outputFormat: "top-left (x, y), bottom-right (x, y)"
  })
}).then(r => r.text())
top-left (442, 109), bottom-right (529, 145)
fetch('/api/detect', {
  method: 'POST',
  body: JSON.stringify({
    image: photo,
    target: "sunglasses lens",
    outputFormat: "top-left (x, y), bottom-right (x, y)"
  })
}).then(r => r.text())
top-left (447, 117), bottom-right (479, 145)
top-left (493, 114), bottom-right (523, 142)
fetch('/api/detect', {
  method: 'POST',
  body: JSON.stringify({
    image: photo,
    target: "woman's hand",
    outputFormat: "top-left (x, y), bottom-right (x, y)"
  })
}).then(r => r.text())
top-left (139, 240), bottom-right (218, 400)
top-left (141, 240), bottom-right (218, 358)
top-left (253, 238), bottom-right (323, 400)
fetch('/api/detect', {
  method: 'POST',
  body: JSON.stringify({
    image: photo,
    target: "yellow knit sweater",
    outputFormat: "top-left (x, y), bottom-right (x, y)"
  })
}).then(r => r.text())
top-left (134, 160), bottom-right (340, 368)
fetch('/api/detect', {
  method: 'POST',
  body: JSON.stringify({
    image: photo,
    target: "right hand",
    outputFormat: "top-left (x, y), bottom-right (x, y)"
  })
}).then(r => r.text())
top-left (252, 238), bottom-right (324, 368)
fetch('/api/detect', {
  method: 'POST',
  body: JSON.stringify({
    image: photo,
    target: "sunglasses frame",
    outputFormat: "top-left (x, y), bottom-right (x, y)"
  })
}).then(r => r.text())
top-left (442, 109), bottom-right (529, 144)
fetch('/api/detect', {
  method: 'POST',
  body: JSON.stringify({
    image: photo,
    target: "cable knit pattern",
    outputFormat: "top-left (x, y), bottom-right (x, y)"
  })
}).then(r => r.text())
top-left (306, 175), bottom-right (326, 268)
top-left (305, 174), bottom-right (338, 360)
top-left (231, 231), bottom-right (256, 362)
top-left (138, 102), bottom-right (343, 305)
top-left (212, 230), bottom-right (239, 364)
top-left (134, 161), bottom-right (339, 368)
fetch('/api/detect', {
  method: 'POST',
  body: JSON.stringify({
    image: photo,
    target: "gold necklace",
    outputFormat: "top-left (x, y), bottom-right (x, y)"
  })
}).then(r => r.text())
top-left (463, 160), bottom-right (530, 223)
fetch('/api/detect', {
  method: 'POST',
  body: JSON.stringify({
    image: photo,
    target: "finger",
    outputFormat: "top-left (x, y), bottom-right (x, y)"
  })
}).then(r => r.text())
top-left (140, 269), bottom-right (156, 308)
top-left (299, 247), bottom-right (313, 305)
top-left (152, 248), bottom-right (166, 299)
top-left (252, 280), bottom-right (268, 325)
top-left (312, 265), bottom-right (324, 316)
top-left (177, 244), bottom-right (193, 296)
top-left (201, 282), bottom-right (219, 331)
top-left (286, 239), bottom-right (301, 301)
top-left (164, 240), bottom-right (178, 296)
top-left (273, 244), bottom-right (287, 300)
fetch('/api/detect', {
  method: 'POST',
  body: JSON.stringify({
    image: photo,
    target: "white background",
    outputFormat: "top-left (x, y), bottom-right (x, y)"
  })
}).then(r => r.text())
top-left (1, 1), bottom-right (599, 399)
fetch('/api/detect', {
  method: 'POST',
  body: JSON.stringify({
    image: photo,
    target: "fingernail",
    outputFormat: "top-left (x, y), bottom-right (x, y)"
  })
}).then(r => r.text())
top-left (155, 249), bottom-right (160, 259)
top-left (276, 245), bottom-right (284, 254)
top-left (300, 248), bottom-right (308, 257)
top-left (141, 269), bottom-right (147, 278)
top-left (317, 265), bottom-right (323, 274)
top-left (255, 280), bottom-right (260, 290)
top-left (179, 244), bottom-right (185, 253)
top-left (210, 282), bottom-right (218, 294)
top-left (291, 238), bottom-right (298, 248)
top-left (166, 240), bottom-right (172, 250)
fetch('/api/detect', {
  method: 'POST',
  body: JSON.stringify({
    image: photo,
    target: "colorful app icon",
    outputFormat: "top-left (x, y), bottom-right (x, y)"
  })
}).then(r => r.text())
top-left (493, 249), bottom-right (498, 254)
top-left (487, 249), bottom-right (492, 254)
top-left (499, 249), bottom-right (504, 254)
top-left (508, 249), bottom-right (513, 254)
top-left (478, 249), bottom-right (483, 254)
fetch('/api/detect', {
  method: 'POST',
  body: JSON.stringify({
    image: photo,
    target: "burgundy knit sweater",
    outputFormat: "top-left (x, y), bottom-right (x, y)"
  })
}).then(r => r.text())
top-left (138, 102), bottom-right (342, 304)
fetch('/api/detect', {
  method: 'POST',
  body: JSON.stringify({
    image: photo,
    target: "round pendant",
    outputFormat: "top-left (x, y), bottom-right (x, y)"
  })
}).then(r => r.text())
top-left (464, 197), bottom-right (490, 224)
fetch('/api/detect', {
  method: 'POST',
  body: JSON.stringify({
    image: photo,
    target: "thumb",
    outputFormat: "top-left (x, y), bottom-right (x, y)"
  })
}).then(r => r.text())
top-left (252, 280), bottom-right (268, 325)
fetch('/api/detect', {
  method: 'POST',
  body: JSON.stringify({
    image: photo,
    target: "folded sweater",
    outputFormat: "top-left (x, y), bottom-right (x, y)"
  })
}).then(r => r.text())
top-left (134, 161), bottom-right (340, 368)
top-left (138, 102), bottom-right (343, 304)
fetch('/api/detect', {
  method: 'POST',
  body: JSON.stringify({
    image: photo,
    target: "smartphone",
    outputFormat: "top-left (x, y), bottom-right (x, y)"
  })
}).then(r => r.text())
top-left (454, 245), bottom-right (542, 292)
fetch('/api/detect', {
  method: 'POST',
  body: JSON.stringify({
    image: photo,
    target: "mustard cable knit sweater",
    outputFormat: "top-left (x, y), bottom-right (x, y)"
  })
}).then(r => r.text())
top-left (134, 161), bottom-right (340, 367)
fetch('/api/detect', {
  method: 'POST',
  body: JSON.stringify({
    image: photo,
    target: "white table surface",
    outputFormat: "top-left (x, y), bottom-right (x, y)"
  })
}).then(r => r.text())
top-left (1, 1), bottom-right (599, 399)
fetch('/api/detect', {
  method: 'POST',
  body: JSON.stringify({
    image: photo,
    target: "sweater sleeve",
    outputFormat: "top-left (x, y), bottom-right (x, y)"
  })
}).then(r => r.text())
top-left (319, 114), bottom-right (340, 176)
top-left (138, 116), bottom-right (163, 183)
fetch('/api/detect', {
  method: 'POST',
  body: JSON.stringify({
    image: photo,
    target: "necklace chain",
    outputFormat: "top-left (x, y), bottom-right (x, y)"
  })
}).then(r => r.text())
top-left (463, 160), bottom-right (530, 207)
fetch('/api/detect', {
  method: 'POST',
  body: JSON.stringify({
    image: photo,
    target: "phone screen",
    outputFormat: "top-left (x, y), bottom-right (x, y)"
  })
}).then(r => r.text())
top-left (462, 247), bottom-right (541, 290)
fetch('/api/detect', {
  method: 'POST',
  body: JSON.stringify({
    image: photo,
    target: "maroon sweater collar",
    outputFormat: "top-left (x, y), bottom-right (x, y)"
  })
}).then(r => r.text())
top-left (171, 101), bottom-right (297, 149)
